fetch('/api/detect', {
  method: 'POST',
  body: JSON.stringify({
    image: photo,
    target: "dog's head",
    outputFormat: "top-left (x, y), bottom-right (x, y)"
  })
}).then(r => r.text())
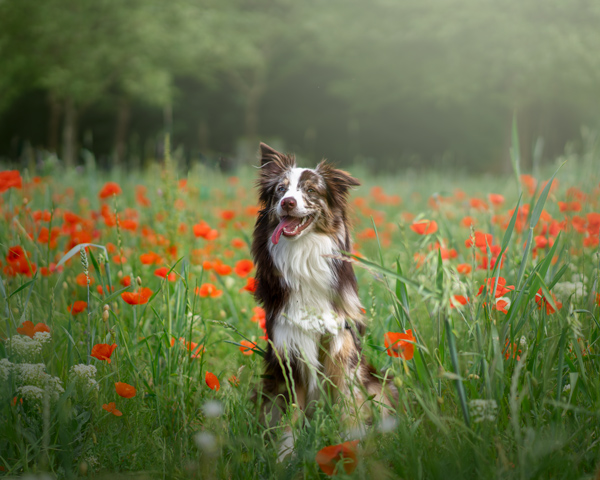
top-left (256, 143), bottom-right (360, 245)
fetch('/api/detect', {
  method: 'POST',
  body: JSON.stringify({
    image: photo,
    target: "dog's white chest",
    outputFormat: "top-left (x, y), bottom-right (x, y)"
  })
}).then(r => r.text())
top-left (269, 233), bottom-right (341, 334)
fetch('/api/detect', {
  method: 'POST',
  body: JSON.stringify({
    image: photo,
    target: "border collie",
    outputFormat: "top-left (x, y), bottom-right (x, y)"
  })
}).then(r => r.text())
top-left (251, 143), bottom-right (396, 453)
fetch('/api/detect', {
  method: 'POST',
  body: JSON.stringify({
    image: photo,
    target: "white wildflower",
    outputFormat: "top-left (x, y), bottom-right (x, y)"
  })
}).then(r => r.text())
top-left (194, 432), bottom-right (218, 454)
top-left (0, 358), bottom-right (13, 382)
top-left (33, 331), bottom-right (52, 345)
top-left (469, 399), bottom-right (498, 423)
top-left (16, 363), bottom-right (47, 386)
top-left (202, 400), bottom-right (224, 418)
top-left (7, 335), bottom-right (43, 361)
top-left (17, 385), bottom-right (44, 403)
top-left (519, 336), bottom-right (527, 347)
top-left (70, 364), bottom-right (99, 391)
top-left (563, 383), bottom-right (571, 393)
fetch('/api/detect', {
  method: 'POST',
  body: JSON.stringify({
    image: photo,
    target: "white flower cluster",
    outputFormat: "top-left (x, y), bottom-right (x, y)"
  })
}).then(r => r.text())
top-left (0, 358), bottom-right (13, 382)
top-left (13, 363), bottom-right (64, 402)
top-left (69, 364), bottom-right (99, 391)
top-left (553, 274), bottom-right (588, 300)
top-left (17, 385), bottom-right (45, 403)
top-left (469, 399), bottom-right (498, 423)
top-left (6, 332), bottom-right (50, 362)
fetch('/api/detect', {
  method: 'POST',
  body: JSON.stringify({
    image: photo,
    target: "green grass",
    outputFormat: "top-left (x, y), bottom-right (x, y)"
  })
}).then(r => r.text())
top-left (1, 144), bottom-right (600, 479)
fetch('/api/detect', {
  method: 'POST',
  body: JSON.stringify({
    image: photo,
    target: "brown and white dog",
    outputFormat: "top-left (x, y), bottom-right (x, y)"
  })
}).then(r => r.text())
top-left (251, 143), bottom-right (396, 453)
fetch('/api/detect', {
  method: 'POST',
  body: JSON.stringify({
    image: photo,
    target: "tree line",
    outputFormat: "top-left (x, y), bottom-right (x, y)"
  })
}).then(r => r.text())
top-left (1, 0), bottom-right (599, 171)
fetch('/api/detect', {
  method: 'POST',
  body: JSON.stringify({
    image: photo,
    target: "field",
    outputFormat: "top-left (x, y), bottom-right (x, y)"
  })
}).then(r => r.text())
top-left (1, 145), bottom-right (600, 479)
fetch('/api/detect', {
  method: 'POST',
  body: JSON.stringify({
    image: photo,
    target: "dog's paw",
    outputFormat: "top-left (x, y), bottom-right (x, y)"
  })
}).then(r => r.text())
top-left (276, 429), bottom-right (295, 463)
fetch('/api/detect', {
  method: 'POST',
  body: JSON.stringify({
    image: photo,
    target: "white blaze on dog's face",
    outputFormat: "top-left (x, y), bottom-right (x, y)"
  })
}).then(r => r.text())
top-left (271, 168), bottom-right (326, 244)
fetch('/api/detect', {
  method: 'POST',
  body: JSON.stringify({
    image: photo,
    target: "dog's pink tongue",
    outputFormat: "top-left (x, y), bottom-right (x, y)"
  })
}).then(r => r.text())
top-left (272, 217), bottom-right (294, 245)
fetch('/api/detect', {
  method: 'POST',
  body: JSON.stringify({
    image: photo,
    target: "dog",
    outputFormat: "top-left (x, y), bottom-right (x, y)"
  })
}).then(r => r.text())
top-left (251, 143), bottom-right (397, 455)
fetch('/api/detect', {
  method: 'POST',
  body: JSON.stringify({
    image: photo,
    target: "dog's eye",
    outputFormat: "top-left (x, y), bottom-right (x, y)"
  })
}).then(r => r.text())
top-left (307, 188), bottom-right (314, 193)
top-left (277, 185), bottom-right (286, 193)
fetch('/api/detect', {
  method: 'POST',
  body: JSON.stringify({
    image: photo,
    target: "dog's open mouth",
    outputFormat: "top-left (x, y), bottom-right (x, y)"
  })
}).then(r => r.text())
top-left (271, 215), bottom-right (313, 244)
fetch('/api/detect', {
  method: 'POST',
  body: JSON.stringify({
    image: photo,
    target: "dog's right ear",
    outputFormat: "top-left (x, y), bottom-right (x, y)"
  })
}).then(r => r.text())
top-left (259, 143), bottom-right (296, 171)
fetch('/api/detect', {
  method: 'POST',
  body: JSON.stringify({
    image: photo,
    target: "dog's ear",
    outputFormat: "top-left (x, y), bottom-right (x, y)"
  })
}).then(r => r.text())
top-left (259, 143), bottom-right (295, 171)
top-left (317, 160), bottom-right (360, 200)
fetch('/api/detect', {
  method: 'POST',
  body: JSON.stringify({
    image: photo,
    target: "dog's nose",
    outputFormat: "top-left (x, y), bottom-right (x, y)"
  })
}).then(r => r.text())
top-left (280, 197), bottom-right (296, 212)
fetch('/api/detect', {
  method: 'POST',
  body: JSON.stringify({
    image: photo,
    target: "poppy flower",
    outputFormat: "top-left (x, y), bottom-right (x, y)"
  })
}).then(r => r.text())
top-left (0, 170), bottom-right (22, 193)
top-left (239, 340), bottom-right (257, 356)
top-left (16, 321), bottom-right (50, 338)
top-left (102, 402), bottom-right (123, 416)
top-left (228, 375), bottom-right (240, 387)
top-left (115, 382), bottom-right (136, 398)
top-left (477, 277), bottom-right (514, 298)
top-left (154, 267), bottom-right (176, 281)
top-left (465, 231), bottom-right (493, 249)
top-left (456, 263), bottom-right (472, 275)
top-left (241, 277), bottom-right (256, 293)
top-left (140, 251), bottom-right (162, 265)
top-left (384, 330), bottom-right (415, 360)
top-left (534, 288), bottom-right (562, 314)
top-left (212, 260), bottom-right (232, 275)
top-left (494, 297), bottom-right (511, 314)
top-left (488, 193), bottom-right (505, 206)
top-left (120, 275), bottom-right (132, 287)
top-left (234, 259), bottom-right (254, 277)
top-left (68, 301), bottom-right (88, 315)
top-left (99, 182), bottom-right (122, 199)
top-left (450, 295), bottom-right (469, 308)
top-left (410, 219), bottom-right (438, 235)
top-left (195, 283), bottom-right (222, 298)
top-left (205, 372), bottom-right (220, 391)
top-left (121, 287), bottom-right (153, 305)
top-left (91, 343), bottom-right (117, 363)
top-left (315, 440), bottom-right (359, 476)
top-left (170, 337), bottom-right (204, 358)
top-left (220, 210), bottom-right (235, 221)
top-left (231, 238), bottom-right (246, 249)
top-left (76, 273), bottom-right (94, 287)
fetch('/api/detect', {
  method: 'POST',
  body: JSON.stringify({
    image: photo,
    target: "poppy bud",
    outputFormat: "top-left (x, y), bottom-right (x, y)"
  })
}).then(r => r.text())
top-left (102, 311), bottom-right (109, 322)
top-left (103, 304), bottom-right (109, 311)
top-left (117, 270), bottom-right (123, 278)
top-left (136, 276), bottom-right (142, 286)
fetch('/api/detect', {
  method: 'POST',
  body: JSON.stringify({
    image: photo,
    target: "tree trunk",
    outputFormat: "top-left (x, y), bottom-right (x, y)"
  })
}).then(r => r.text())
top-left (113, 97), bottom-right (131, 166)
top-left (47, 93), bottom-right (62, 153)
top-left (62, 98), bottom-right (78, 167)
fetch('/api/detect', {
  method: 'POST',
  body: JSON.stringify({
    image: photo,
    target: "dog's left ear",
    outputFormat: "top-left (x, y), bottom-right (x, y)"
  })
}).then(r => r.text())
top-left (316, 161), bottom-right (361, 198)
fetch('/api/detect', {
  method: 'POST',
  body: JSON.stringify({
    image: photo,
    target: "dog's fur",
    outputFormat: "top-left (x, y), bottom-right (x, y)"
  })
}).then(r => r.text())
top-left (251, 143), bottom-right (396, 441)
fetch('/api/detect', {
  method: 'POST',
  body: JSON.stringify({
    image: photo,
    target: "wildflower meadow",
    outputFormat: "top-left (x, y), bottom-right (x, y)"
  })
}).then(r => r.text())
top-left (1, 138), bottom-right (600, 479)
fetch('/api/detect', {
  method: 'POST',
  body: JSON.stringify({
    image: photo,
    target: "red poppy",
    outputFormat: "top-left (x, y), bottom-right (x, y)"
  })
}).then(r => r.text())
top-left (120, 275), bottom-right (132, 287)
top-left (121, 287), bottom-right (153, 305)
top-left (487, 193), bottom-right (505, 206)
top-left (384, 330), bottom-right (415, 360)
top-left (170, 337), bottom-right (205, 358)
top-left (76, 273), bottom-right (94, 287)
top-left (241, 277), bottom-right (256, 293)
top-left (477, 277), bottom-right (514, 298)
top-left (205, 372), bottom-right (220, 391)
top-left (239, 340), bottom-right (257, 356)
top-left (228, 375), bottom-right (240, 387)
top-left (234, 259), bottom-right (254, 277)
top-left (102, 402), bottom-right (123, 416)
top-left (115, 382), bottom-right (136, 398)
top-left (494, 297), bottom-right (510, 314)
top-left (140, 251), bottom-right (162, 265)
top-left (154, 267), bottom-right (176, 281)
top-left (220, 210), bottom-right (235, 221)
top-left (456, 263), bottom-right (472, 275)
top-left (465, 231), bottom-right (493, 249)
top-left (195, 283), bottom-right (222, 298)
top-left (91, 343), bottom-right (117, 363)
top-left (534, 288), bottom-right (562, 314)
top-left (450, 295), bottom-right (469, 308)
top-left (231, 238), bottom-right (246, 249)
top-left (16, 321), bottom-right (50, 338)
top-left (212, 260), bottom-right (232, 275)
top-left (0, 170), bottom-right (22, 193)
top-left (503, 339), bottom-right (521, 361)
top-left (68, 301), bottom-right (88, 315)
top-left (410, 219), bottom-right (438, 235)
top-left (99, 182), bottom-right (122, 199)
top-left (315, 440), bottom-right (359, 476)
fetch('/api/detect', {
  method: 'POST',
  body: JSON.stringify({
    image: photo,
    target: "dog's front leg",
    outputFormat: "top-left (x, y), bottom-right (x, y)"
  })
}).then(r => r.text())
top-left (277, 385), bottom-right (306, 462)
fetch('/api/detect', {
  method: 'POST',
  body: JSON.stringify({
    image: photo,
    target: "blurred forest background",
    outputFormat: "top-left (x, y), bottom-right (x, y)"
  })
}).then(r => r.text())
top-left (1, 0), bottom-right (599, 173)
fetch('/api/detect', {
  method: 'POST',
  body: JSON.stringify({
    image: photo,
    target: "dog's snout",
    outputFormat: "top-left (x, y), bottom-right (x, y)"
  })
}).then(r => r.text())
top-left (280, 197), bottom-right (296, 212)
